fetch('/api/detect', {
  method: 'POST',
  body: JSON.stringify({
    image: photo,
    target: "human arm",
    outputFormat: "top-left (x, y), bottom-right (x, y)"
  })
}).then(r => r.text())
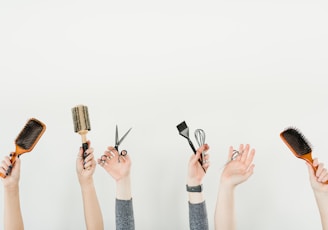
top-left (187, 144), bottom-right (210, 230)
top-left (1, 154), bottom-right (24, 230)
top-left (214, 144), bottom-right (255, 230)
top-left (306, 158), bottom-right (328, 230)
top-left (76, 142), bottom-right (104, 230)
top-left (98, 146), bottom-right (134, 230)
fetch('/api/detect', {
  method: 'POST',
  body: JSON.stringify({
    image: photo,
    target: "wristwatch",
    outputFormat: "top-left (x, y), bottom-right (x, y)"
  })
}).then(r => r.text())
top-left (186, 184), bottom-right (203, 192)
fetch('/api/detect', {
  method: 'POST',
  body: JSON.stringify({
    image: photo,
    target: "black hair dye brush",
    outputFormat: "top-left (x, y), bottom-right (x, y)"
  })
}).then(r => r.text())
top-left (177, 121), bottom-right (206, 173)
top-left (0, 118), bottom-right (46, 178)
top-left (280, 127), bottom-right (327, 182)
top-left (72, 104), bottom-right (91, 160)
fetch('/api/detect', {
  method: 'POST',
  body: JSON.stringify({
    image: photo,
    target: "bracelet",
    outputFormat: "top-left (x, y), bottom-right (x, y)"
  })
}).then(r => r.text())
top-left (186, 184), bottom-right (203, 192)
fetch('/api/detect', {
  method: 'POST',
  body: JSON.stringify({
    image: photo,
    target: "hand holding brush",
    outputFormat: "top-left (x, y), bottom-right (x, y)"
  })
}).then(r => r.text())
top-left (280, 127), bottom-right (328, 184)
top-left (72, 105), bottom-right (91, 161)
top-left (177, 121), bottom-right (206, 173)
top-left (306, 158), bottom-right (328, 230)
top-left (0, 118), bottom-right (46, 178)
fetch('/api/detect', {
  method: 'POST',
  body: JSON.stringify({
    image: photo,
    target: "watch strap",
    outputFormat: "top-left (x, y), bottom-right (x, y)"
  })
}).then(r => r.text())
top-left (186, 184), bottom-right (203, 192)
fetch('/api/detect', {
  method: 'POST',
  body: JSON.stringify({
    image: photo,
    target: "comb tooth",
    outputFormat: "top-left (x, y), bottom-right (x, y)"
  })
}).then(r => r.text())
top-left (15, 118), bottom-right (45, 150)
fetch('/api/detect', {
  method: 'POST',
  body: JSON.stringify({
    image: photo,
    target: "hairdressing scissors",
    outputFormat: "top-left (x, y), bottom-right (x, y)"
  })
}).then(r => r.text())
top-left (115, 125), bottom-right (132, 157)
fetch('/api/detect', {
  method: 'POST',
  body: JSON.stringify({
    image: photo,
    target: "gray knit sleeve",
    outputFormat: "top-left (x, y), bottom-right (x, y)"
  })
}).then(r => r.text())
top-left (189, 201), bottom-right (209, 230)
top-left (116, 198), bottom-right (135, 230)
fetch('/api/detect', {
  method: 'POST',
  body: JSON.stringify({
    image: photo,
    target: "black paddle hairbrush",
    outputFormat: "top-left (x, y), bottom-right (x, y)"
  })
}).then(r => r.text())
top-left (0, 118), bottom-right (46, 178)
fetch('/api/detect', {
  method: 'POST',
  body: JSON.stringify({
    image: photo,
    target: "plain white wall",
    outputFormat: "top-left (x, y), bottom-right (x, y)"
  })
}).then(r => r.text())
top-left (1, 0), bottom-right (328, 229)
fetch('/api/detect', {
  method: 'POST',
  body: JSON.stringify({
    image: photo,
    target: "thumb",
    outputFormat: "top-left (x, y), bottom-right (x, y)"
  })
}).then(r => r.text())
top-left (306, 162), bottom-right (316, 180)
top-left (12, 157), bottom-right (21, 174)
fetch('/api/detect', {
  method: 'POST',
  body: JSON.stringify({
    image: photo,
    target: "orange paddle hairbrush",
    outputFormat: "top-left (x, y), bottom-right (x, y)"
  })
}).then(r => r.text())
top-left (280, 127), bottom-right (328, 184)
top-left (0, 118), bottom-right (46, 178)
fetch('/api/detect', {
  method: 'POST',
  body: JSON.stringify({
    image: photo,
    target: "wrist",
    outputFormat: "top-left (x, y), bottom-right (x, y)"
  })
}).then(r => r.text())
top-left (187, 178), bottom-right (202, 187)
top-left (116, 175), bottom-right (131, 200)
top-left (219, 181), bottom-right (236, 192)
top-left (79, 178), bottom-right (94, 188)
top-left (4, 184), bottom-right (19, 192)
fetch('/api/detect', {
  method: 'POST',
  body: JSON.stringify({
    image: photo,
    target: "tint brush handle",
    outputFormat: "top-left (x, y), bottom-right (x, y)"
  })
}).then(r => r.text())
top-left (188, 139), bottom-right (206, 173)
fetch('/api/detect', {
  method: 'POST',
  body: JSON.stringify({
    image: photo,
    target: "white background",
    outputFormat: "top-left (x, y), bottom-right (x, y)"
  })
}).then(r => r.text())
top-left (1, 0), bottom-right (328, 229)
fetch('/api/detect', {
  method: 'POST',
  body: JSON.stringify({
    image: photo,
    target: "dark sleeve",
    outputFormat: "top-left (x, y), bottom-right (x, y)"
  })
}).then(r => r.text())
top-left (116, 198), bottom-right (135, 230)
top-left (189, 201), bottom-right (209, 230)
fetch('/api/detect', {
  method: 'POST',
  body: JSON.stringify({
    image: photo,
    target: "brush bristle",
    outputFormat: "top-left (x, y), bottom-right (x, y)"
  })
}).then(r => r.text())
top-left (15, 118), bottom-right (46, 150)
top-left (72, 105), bottom-right (91, 132)
top-left (177, 121), bottom-right (189, 138)
top-left (280, 127), bottom-right (312, 156)
top-left (177, 121), bottom-right (187, 131)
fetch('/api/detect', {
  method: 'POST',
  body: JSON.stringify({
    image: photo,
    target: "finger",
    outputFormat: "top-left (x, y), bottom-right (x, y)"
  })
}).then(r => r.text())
top-left (84, 159), bottom-right (94, 169)
top-left (1, 160), bottom-right (9, 172)
top-left (240, 144), bottom-right (250, 162)
top-left (85, 147), bottom-right (94, 155)
top-left (203, 153), bottom-right (210, 161)
top-left (319, 172), bottom-right (328, 183)
top-left (238, 144), bottom-right (244, 155)
top-left (306, 162), bottom-right (317, 180)
top-left (313, 158), bottom-right (319, 168)
top-left (4, 156), bottom-right (12, 166)
top-left (245, 148), bottom-right (256, 168)
top-left (107, 146), bottom-right (118, 154)
top-left (227, 146), bottom-right (234, 160)
top-left (202, 161), bottom-right (210, 171)
top-left (197, 144), bottom-right (209, 154)
top-left (98, 155), bottom-right (109, 164)
top-left (244, 164), bottom-right (255, 179)
top-left (119, 155), bottom-right (126, 163)
top-left (97, 158), bottom-right (107, 167)
top-left (84, 153), bottom-right (95, 164)
top-left (318, 168), bottom-right (327, 182)
top-left (0, 166), bottom-right (6, 175)
top-left (316, 163), bottom-right (324, 178)
top-left (77, 147), bottom-right (83, 159)
top-left (104, 149), bottom-right (116, 159)
top-left (192, 147), bottom-right (203, 164)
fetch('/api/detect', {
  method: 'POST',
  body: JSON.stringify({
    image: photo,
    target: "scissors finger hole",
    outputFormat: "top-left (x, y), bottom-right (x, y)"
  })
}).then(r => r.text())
top-left (120, 150), bottom-right (127, 156)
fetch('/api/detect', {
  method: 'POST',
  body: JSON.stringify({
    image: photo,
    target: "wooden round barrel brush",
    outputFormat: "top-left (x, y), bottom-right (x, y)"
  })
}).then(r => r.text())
top-left (72, 105), bottom-right (91, 160)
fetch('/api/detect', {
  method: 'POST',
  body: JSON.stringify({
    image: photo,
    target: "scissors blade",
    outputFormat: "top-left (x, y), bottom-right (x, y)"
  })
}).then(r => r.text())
top-left (117, 127), bottom-right (132, 146)
top-left (115, 125), bottom-right (119, 146)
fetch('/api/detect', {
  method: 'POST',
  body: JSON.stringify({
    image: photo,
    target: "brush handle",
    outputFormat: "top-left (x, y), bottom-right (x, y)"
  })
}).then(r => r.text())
top-left (188, 139), bottom-right (206, 173)
top-left (188, 139), bottom-right (197, 154)
top-left (82, 142), bottom-right (89, 160)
